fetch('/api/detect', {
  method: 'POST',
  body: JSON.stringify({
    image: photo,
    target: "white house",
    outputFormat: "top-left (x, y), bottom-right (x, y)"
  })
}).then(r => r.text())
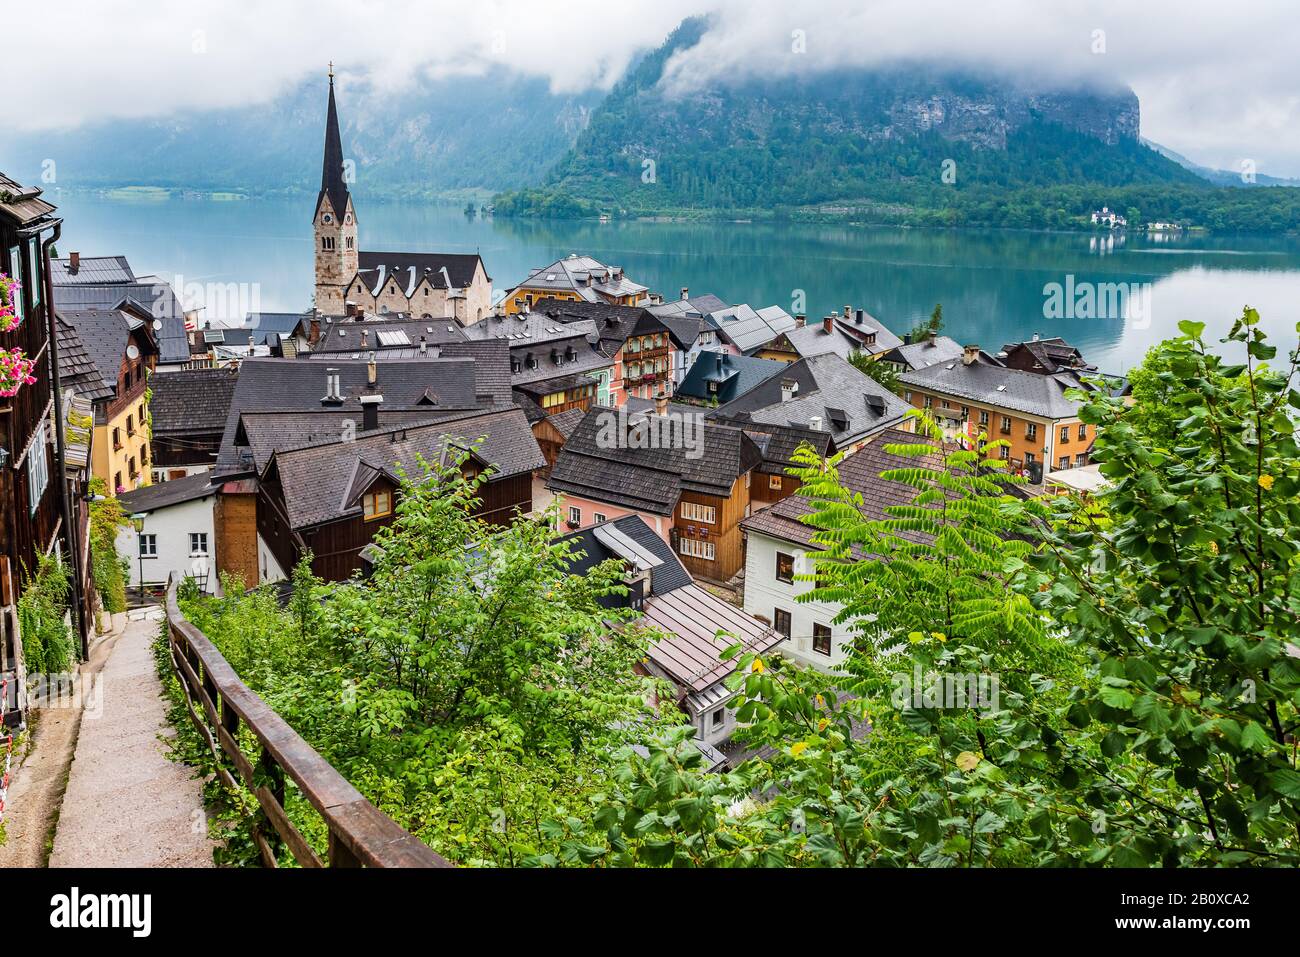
top-left (115, 473), bottom-right (219, 594)
top-left (739, 429), bottom-right (945, 672)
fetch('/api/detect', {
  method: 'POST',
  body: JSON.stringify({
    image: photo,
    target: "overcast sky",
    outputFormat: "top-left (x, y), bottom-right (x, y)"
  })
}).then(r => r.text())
top-left (15, 0), bottom-right (1300, 177)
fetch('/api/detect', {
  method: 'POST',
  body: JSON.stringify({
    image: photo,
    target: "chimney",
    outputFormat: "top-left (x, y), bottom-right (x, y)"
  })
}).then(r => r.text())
top-left (822, 315), bottom-right (834, 334)
top-left (809, 415), bottom-right (823, 431)
top-left (795, 313), bottom-right (806, 328)
top-left (903, 332), bottom-right (912, 345)
top-left (360, 393), bottom-right (383, 432)
top-left (367, 352), bottom-right (378, 386)
top-left (843, 305), bottom-right (851, 322)
top-left (346, 301), bottom-right (358, 318)
top-left (69, 251), bottom-right (80, 273)
top-left (781, 378), bottom-right (798, 402)
top-left (715, 353), bottom-right (724, 374)
top-left (309, 316), bottom-right (321, 345)
top-left (655, 391), bottom-right (668, 416)
top-left (855, 309), bottom-right (865, 325)
top-left (418, 336), bottom-right (427, 356)
top-left (962, 344), bottom-right (980, 366)
top-left (323, 368), bottom-right (342, 404)
top-left (360, 329), bottom-right (368, 348)
top-left (680, 287), bottom-right (689, 301)
top-left (1032, 332), bottom-right (1040, 342)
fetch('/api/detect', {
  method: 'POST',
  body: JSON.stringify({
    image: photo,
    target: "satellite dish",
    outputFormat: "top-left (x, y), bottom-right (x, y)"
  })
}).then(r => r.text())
top-left (153, 319), bottom-right (163, 331)
top-left (126, 344), bottom-right (140, 360)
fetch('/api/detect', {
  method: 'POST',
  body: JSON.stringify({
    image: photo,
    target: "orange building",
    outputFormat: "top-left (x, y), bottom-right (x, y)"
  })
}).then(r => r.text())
top-left (897, 345), bottom-right (1095, 478)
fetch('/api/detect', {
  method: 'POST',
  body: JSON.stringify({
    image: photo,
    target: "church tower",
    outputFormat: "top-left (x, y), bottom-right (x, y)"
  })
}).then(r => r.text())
top-left (313, 65), bottom-right (358, 315)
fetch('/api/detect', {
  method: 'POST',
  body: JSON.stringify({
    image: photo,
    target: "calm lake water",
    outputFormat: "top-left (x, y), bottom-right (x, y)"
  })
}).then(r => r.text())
top-left (49, 192), bottom-right (1300, 374)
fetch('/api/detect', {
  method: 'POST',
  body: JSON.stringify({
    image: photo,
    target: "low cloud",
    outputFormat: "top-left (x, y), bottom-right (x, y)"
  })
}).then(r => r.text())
top-left (12, 0), bottom-right (1300, 177)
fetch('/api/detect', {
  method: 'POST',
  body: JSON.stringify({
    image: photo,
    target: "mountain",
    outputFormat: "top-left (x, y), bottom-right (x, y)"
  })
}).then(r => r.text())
top-left (1141, 138), bottom-right (1300, 188)
top-left (496, 18), bottom-right (1300, 232)
top-left (1, 73), bottom-right (601, 200)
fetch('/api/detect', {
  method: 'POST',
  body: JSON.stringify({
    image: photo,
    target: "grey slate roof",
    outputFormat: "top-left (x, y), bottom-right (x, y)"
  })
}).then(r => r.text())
top-left (356, 251), bottom-right (486, 292)
top-left (149, 367), bottom-right (239, 434)
top-left (117, 471), bottom-right (217, 514)
top-left (648, 294), bottom-right (728, 351)
top-left (676, 351), bottom-right (787, 405)
top-left (741, 428), bottom-right (946, 551)
top-left (706, 303), bottom-right (797, 354)
top-left (50, 262), bottom-right (188, 364)
top-left (57, 304), bottom-right (157, 394)
top-left (879, 335), bottom-right (966, 371)
top-left (512, 255), bottom-right (646, 302)
top-left (712, 353), bottom-right (912, 447)
top-left (215, 356), bottom-right (501, 477)
top-left (266, 406), bottom-right (542, 530)
top-left (898, 358), bottom-right (1085, 420)
top-left (240, 311), bottom-right (312, 346)
top-left (462, 313), bottom-right (612, 388)
top-left (311, 315), bottom-right (468, 353)
top-left (557, 514), bottom-right (692, 606)
top-left (547, 405), bottom-right (761, 513)
top-left (55, 318), bottom-right (115, 403)
top-left (783, 313), bottom-right (903, 362)
top-left (531, 298), bottom-right (686, 353)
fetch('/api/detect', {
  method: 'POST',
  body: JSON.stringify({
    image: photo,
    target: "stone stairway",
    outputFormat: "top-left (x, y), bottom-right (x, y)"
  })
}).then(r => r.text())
top-left (47, 607), bottom-right (214, 868)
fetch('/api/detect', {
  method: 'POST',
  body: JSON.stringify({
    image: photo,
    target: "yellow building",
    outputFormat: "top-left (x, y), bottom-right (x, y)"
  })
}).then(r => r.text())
top-left (502, 254), bottom-right (649, 314)
top-left (56, 301), bottom-right (158, 494)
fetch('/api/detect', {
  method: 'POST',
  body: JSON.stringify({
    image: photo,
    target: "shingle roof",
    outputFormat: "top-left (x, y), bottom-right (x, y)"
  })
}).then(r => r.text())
top-left (149, 367), bottom-right (239, 434)
top-left (57, 305), bottom-right (157, 394)
top-left (546, 407), bottom-right (587, 440)
top-left (712, 353), bottom-right (912, 447)
top-left (648, 295), bottom-right (728, 351)
top-left (54, 318), bottom-right (115, 403)
top-left (547, 405), bottom-right (761, 512)
top-left (898, 358), bottom-right (1085, 420)
top-left (557, 514), bottom-right (692, 605)
top-left (116, 471), bottom-right (217, 514)
top-left (51, 269), bottom-right (189, 364)
top-left (311, 315), bottom-right (468, 352)
top-left (266, 407), bottom-right (543, 530)
top-left (531, 298), bottom-right (683, 352)
top-left (740, 428), bottom-right (946, 551)
top-left (706, 303), bottom-right (797, 353)
top-left (512, 255), bottom-right (645, 302)
top-left (240, 310), bottom-right (312, 346)
top-left (356, 251), bottom-right (486, 291)
top-left (879, 335), bottom-right (966, 371)
top-left (0, 173), bottom-right (57, 226)
top-left (215, 356), bottom-right (500, 477)
top-left (462, 313), bottom-right (612, 387)
top-left (676, 351), bottom-right (787, 404)
top-left (783, 313), bottom-right (903, 361)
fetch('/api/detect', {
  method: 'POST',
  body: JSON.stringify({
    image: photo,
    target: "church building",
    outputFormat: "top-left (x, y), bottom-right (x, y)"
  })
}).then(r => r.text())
top-left (312, 69), bottom-right (493, 324)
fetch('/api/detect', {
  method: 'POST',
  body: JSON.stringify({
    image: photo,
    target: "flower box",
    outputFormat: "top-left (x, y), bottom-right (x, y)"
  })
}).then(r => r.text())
top-left (0, 348), bottom-right (37, 398)
top-left (0, 273), bottom-right (21, 333)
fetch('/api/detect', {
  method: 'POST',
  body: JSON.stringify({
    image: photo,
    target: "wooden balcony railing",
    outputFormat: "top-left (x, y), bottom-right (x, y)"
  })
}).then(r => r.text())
top-left (163, 574), bottom-right (450, 868)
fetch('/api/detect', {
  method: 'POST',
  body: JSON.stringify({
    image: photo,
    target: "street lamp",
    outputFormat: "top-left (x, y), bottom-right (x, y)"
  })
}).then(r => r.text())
top-left (131, 512), bottom-right (147, 601)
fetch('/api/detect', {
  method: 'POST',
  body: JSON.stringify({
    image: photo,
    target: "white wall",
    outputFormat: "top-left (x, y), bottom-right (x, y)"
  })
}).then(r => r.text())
top-left (257, 534), bottom-right (288, 585)
top-left (116, 495), bottom-right (218, 594)
top-left (742, 531), bottom-right (854, 672)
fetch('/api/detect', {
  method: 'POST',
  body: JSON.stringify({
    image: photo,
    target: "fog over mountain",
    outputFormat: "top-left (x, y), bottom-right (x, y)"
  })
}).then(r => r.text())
top-left (7, 0), bottom-right (1300, 182)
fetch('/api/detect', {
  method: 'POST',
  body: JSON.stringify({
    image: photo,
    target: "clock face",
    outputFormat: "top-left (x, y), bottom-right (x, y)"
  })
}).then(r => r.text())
top-left (126, 344), bottom-right (140, 360)
top-left (345, 214), bottom-right (352, 224)
top-left (323, 213), bottom-right (333, 224)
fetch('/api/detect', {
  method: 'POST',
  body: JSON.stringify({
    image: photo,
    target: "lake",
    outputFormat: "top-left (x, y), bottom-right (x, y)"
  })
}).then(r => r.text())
top-left (48, 192), bottom-right (1300, 373)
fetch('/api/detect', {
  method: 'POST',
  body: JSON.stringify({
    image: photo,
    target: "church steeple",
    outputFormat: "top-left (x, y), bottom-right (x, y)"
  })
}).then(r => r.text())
top-left (314, 66), bottom-right (358, 315)
top-left (317, 66), bottom-right (350, 223)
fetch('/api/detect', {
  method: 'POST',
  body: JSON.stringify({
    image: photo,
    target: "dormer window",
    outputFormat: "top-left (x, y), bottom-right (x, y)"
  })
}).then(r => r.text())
top-left (363, 488), bottom-right (392, 521)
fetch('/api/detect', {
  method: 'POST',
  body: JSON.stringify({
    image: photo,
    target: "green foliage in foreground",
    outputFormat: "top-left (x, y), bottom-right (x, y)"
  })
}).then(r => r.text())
top-left (163, 317), bottom-right (1300, 866)
top-left (174, 451), bottom-right (677, 866)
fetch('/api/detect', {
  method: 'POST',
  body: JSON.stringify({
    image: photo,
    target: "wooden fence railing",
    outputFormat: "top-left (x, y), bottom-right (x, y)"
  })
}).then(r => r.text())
top-left (164, 575), bottom-right (450, 868)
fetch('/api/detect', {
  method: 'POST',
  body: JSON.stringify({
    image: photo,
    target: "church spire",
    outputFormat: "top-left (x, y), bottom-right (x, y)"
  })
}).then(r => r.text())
top-left (318, 66), bottom-right (350, 222)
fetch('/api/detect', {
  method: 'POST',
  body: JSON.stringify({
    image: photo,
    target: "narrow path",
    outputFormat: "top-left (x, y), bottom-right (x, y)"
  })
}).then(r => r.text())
top-left (0, 615), bottom-right (126, 868)
top-left (49, 608), bottom-right (215, 868)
